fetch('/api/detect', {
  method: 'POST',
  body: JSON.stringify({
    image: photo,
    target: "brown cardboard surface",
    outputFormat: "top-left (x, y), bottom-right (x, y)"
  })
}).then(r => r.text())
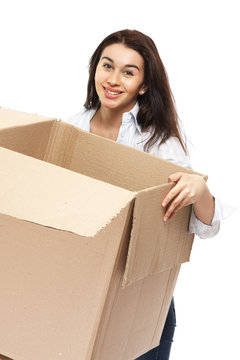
top-left (45, 120), bottom-right (203, 191)
top-left (0, 146), bottom-right (134, 236)
top-left (42, 120), bottom-right (197, 283)
top-left (0, 203), bottom-right (132, 360)
top-left (42, 121), bottom-right (198, 282)
top-left (0, 122), bottom-right (54, 160)
top-left (0, 108), bottom-right (54, 161)
top-left (0, 108), bottom-right (203, 359)
top-left (0, 114), bottom-right (199, 280)
top-left (92, 230), bottom-right (180, 359)
top-left (0, 107), bottom-right (53, 129)
top-left (124, 185), bottom-right (193, 285)
top-left (0, 355), bottom-right (13, 360)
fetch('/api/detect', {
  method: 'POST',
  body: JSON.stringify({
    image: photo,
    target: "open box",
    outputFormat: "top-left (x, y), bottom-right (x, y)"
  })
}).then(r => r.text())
top-left (0, 108), bottom-right (203, 360)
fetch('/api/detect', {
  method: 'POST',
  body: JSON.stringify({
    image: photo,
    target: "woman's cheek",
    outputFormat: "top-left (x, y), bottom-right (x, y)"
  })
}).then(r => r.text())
top-left (95, 72), bottom-right (106, 94)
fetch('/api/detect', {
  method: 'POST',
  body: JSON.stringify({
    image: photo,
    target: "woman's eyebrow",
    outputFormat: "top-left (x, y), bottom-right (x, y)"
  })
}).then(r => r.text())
top-left (102, 56), bottom-right (114, 63)
top-left (101, 56), bottom-right (140, 71)
top-left (125, 64), bottom-right (140, 71)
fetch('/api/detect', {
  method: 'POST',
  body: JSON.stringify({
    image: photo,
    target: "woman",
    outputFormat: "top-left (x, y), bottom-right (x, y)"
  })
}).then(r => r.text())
top-left (65, 29), bottom-right (225, 360)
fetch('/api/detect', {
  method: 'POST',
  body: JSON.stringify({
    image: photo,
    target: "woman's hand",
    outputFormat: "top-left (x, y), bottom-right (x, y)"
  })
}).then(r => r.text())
top-left (162, 172), bottom-right (215, 224)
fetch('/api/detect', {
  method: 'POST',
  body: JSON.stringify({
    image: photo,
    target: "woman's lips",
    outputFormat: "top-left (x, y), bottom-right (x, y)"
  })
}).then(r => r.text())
top-left (103, 86), bottom-right (124, 99)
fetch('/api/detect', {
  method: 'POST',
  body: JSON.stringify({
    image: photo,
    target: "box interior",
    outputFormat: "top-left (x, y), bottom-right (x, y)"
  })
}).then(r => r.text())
top-left (0, 109), bottom-right (200, 193)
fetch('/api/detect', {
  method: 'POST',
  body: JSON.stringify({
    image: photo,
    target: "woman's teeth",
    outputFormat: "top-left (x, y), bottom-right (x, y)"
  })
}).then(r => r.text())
top-left (105, 88), bottom-right (122, 95)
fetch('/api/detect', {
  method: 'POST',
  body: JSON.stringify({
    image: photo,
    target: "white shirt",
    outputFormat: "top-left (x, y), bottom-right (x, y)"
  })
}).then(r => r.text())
top-left (64, 102), bottom-right (233, 239)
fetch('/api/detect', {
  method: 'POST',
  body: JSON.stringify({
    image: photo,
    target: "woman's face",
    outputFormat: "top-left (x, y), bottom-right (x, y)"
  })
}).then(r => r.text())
top-left (94, 43), bottom-right (146, 112)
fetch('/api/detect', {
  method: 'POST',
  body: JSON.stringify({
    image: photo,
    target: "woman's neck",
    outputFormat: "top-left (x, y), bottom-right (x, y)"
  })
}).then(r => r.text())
top-left (97, 106), bottom-right (123, 129)
top-left (90, 106), bottom-right (124, 141)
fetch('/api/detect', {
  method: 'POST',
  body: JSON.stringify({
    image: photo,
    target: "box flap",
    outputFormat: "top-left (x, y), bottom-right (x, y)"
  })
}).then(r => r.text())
top-left (0, 122), bottom-right (55, 161)
top-left (0, 108), bottom-right (56, 161)
top-left (0, 108), bottom-right (54, 129)
top-left (123, 184), bottom-right (194, 286)
top-left (48, 121), bottom-right (206, 191)
top-left (0, 147), bottom-right (135, 237)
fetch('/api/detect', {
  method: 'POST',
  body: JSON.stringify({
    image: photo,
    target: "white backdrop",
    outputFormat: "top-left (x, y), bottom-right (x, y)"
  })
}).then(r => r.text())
top-left (0, 0), bottom-right (239, 359)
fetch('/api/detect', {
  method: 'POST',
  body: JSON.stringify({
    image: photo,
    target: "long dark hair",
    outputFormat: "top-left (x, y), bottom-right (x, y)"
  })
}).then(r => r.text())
top-left (84, 29), bottom-right (187, 153)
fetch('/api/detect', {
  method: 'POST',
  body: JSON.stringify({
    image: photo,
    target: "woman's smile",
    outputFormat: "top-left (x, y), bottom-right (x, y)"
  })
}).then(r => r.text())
top-left (103, 86), bottom-right (123, 98)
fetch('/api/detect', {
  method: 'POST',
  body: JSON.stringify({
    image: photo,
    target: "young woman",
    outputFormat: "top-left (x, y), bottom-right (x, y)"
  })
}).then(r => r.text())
top-left (65, 29), bottom-right (226, 360)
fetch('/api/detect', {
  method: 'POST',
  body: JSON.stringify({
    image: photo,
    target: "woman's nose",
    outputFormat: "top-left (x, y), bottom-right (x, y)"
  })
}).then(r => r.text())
top-left (107, 71), bottom-right (120, 86)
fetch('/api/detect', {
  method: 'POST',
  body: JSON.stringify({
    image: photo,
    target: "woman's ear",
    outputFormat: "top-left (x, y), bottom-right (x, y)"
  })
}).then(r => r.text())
top-left (139, 85), bottom-right (148, 95)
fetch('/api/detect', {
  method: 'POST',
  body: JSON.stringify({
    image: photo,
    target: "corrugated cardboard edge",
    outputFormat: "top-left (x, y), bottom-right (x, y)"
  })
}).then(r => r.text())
top-left (0, 187), bottom-right (136, 240)
top-left (44, 119), bottom-right (71, 165)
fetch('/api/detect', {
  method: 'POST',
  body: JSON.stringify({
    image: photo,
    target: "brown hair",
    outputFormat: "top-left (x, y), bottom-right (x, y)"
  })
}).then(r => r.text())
top-left (84, 29), bottom-right (187, 153)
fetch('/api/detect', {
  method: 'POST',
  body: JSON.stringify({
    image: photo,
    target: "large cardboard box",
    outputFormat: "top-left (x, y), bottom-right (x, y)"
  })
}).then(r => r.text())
top-left (0, 108), bottom-right (203, 360)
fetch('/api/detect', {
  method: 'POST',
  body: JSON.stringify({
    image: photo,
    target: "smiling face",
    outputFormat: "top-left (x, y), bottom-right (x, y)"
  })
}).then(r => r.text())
top-left (94, 43), bottom-right (147, 113)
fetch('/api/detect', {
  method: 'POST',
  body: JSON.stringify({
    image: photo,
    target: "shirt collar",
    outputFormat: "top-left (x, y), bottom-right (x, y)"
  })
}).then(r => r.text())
top-left (122, 102), bottom-right (142, 135)
top-left (89, 102), bottom-right (142, 135)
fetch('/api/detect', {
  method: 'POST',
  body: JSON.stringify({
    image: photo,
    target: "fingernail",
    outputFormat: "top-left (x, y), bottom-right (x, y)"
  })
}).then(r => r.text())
top-left (162, 201), bottom-right (167, 207)
top-left (163, 215), bottom-right (168, 222)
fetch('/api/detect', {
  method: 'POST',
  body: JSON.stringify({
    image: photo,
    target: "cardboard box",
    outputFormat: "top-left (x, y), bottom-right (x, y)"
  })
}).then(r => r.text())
top-left (0, 108), bottom-right (203, 360)
top-left (0, 355), bottom-right (12, 360)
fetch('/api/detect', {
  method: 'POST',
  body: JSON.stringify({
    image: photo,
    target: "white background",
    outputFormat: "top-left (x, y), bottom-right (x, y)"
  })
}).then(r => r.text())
top-left (0, 0), bottom-right (239, 359)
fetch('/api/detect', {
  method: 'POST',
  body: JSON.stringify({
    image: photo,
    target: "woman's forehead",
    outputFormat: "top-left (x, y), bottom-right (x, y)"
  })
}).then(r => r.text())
top-left (100, 43), bottom-right (144, 68)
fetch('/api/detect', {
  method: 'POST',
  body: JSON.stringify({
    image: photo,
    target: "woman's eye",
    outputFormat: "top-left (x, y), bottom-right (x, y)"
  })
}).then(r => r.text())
top-left (124, 70), bottom-right (134, 76)
top-left (103, 63), bottom-right (112, 69)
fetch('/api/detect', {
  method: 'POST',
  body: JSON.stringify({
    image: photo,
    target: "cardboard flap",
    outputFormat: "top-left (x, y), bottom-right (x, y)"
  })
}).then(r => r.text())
top-left (51, 122), bottom-right (206, 191)
top-left (0, 108), bottom-right (56, 161)
top-left (0, 121), bottom-right (55, 161)
top-left (0, 147), bottom-right (134, 237)
top-left (123, 184), bottom-right (194, 286)
top-left (0, 107), bottom-right (54, 129)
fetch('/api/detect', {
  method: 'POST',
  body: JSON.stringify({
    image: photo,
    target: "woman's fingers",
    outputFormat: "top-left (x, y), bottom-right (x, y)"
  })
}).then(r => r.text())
top-left (166, 202), bottom-right (183, 221)
top-left (168, 172), bottom-right (184, 184)
top-left (162, 182), bottom-right (186, 208)
top-left (163, 188), bottom-right (190, 221)
top-left (162, 172), bottom-right (207, 222)
top-left (162, 172), bottom-right (186, 208)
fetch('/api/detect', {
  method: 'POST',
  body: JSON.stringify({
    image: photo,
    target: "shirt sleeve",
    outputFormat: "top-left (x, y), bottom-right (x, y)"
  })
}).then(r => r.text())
top-left (153, 137), bottom-right (234, 239)
top-left (189, 197), bottom-right (236, 239)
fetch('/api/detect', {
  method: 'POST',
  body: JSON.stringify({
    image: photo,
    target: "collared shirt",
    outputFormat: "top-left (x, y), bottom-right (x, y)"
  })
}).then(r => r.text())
top-left (64, 103), bottom-right (233, 239)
